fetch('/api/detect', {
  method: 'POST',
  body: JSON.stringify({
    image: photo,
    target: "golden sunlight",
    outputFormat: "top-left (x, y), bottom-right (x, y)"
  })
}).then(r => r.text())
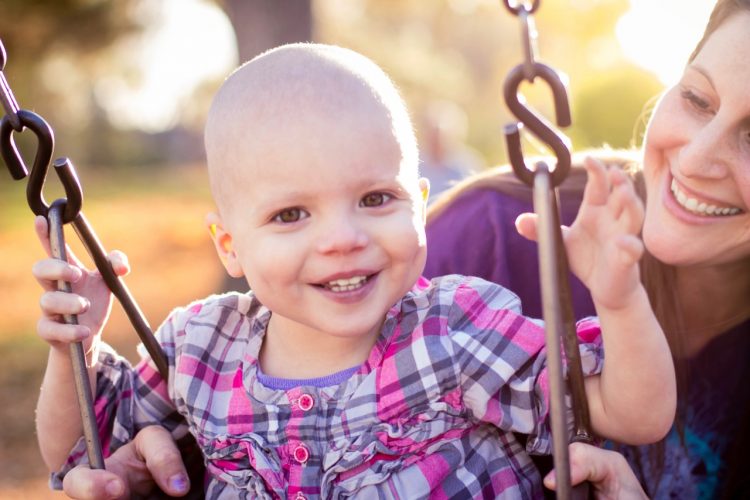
top-left (616, 0), bottom-right (714, 85)
top-left (95, 0), bottom-right (237, 132)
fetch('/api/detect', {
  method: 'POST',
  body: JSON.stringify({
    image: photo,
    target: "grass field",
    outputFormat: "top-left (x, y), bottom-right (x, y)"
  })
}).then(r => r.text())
top-left (0, 163), bottom-right (225, 497)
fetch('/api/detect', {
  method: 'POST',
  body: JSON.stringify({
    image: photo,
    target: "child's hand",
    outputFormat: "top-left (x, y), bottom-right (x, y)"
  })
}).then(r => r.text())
top-left (32, 216), bottom-right (130, 352)
top-left (516, 157), bottom-right (644, 311)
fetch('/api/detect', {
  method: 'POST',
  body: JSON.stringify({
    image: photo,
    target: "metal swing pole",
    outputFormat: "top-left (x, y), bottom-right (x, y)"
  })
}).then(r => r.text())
top-left (0, 38), bottom-right (170, 470)
top-left (500, 2), bottom-right (595, 498)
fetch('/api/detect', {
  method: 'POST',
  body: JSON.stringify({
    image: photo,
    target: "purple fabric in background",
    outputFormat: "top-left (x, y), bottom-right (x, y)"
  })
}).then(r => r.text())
top-left (424, 184), bottom-right (596, 321)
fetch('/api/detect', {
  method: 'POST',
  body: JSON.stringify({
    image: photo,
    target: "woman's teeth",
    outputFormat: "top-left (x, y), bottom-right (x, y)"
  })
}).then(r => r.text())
top-left (671, 180), bottom-right (741, 216)
top-left (326, 275), bottom-right (368, 292)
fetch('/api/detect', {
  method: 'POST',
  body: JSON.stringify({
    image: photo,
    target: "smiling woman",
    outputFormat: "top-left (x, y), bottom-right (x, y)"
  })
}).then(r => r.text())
top-left (424, 1), bottom-right (750, 497)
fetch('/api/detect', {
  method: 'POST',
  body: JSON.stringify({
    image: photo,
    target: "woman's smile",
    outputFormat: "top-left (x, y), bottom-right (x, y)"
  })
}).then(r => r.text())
top-left (669, 177), bottom-right (743, 217)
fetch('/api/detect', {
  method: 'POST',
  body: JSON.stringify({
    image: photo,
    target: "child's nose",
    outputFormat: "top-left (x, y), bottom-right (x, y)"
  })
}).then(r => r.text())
top-left (316, 216), bottom-right (369, 254)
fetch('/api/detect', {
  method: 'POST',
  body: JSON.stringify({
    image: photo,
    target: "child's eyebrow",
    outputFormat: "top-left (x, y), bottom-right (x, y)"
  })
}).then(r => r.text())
top-left (253, 190), bottom-right (309, 211)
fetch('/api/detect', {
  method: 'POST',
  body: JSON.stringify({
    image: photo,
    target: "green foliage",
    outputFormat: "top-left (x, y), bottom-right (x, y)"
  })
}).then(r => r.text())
top-left (1, 0), bottom-right (134, 58)
top-left (1, 1), bottom-right (670, 168)
top-left (316, 0), bottom-right (656, 166)
top-left (570, 64), bottom-right (664, 149)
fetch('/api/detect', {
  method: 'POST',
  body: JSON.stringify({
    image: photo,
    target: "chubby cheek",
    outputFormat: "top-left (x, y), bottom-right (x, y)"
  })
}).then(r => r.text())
top-left (240, 237), bottom-right (305, 293)
top-left (386, 214), bottom-right (428, 280)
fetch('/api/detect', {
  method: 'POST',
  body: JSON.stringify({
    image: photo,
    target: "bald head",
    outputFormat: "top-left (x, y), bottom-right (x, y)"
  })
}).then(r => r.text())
top-left (204, 43), bottom-right (418, 214)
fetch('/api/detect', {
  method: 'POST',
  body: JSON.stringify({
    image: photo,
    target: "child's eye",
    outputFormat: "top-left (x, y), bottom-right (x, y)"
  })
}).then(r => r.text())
top-left (360, 192), bottom-right (392, 207)
top-left (680, 89), bottom-right (713, 114)
top-left (272, 207), bottom-right (308, 223)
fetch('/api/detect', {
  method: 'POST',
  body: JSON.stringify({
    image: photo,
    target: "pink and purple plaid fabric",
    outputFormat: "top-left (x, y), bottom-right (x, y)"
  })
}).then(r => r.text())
top-left (53, 275), bottom-right (602, 499)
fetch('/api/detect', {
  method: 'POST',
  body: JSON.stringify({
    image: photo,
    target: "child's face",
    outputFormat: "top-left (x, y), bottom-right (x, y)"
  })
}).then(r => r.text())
top-left (213, 95), bottom-right (428, 342)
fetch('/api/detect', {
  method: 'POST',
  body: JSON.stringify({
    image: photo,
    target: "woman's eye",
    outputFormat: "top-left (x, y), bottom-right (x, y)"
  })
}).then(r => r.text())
top-left (361, 192), bottom-right (391, 207)
top-left (273, 208), bottom-right (307, 223)
top-left (680, 89), bottom-right (712, 113)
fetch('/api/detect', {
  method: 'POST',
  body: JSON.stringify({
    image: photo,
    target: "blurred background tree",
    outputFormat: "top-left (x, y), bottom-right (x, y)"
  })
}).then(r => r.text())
top-left (0, 0), bottom-right (667, 172)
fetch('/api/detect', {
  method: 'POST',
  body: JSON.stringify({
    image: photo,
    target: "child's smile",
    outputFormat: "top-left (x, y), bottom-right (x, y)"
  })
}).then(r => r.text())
top-left (321, 274), bottom-right (371, 292)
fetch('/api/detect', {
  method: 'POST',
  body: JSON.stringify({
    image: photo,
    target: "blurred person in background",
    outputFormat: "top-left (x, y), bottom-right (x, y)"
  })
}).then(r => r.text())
top-left (418, 100), bottom-right (484, 202)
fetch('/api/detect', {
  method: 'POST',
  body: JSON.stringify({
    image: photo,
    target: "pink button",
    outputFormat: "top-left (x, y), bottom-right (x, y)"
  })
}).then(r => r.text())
top-left (294, 493), bottom-right (307, 500)
top-left (293, 444), bottom-right (309, 464)
top-left (298, 393), bottom-right (314, 411)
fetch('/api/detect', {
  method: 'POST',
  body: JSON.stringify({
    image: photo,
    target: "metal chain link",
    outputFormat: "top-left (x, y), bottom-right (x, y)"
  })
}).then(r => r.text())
top-left (0, 37), bottom-right (172, 470)
top-left (500, 2), bottom-right (594, 499)
top-left (0, 41), bottom-right (22, 131)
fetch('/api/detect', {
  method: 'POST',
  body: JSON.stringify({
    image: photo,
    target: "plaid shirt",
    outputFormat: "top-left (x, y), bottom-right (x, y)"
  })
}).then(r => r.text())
top-left (53, 275), bottom-right (602, 499)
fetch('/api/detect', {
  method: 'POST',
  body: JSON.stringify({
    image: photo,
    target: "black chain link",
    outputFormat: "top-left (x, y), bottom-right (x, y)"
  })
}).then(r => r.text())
top-left (0, 41), bottom-right (21, 132)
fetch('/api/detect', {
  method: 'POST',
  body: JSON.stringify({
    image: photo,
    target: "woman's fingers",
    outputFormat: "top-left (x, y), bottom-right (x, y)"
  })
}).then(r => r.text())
top-left (544, 443), bottom-right (648, 499)
top-left (61, 426), bottom-right (191, 499)
top-left (133, 426), bottom-right (190, 497)
top-left (62, 466), bottom-right (128, 500)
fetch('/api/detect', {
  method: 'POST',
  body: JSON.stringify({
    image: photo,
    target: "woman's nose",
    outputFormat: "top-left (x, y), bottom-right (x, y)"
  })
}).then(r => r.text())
top-left (678, 118), bottom-right (734, 180)
top-left (316, 215), bottom-right (369, 254)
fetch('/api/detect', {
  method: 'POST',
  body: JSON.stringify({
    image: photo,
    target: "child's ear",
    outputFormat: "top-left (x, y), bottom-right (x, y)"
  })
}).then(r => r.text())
top-left (418, 177), bottom-right (430, 222)
top-left (206, 212), bottom-right (244, 278)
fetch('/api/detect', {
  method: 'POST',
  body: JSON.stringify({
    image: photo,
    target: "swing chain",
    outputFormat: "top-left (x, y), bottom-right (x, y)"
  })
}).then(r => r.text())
top-left (0, 40), bottom-right (22, 132)
top-left (500, 2), bottom-right (594, 499)
top-left (0, 38), bottom-right (169, 381)
top-left (501, 1), bottom-right (539, 81)
top-left (501, 0), bottom-right (572, 187)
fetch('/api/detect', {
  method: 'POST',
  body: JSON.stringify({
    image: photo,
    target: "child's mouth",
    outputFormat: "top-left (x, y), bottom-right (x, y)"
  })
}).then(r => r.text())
top-left (323, 274), bottom-right (371, 293)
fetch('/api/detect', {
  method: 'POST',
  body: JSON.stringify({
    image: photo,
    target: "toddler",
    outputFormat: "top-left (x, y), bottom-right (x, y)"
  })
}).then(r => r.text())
top-left (33, 43), bottom-right (675, 498)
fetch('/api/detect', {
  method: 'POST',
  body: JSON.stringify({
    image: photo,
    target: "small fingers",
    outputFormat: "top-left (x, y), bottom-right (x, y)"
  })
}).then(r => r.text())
top-left (516, 213), bottom-right (571, 244)
top-left (32, 258), bottom-right (83, 288)
top-left (581, 157), bottom-right (609, 206)
top-left (37, 316), bottom-right (91, 343)
top-left (39, 290), bottom-right (91, 317)
top-left (35, 214), bottom-right (88, 268)
top-left (607, 173), bottom-right (644, 235)
top-left (108, 250), bottom-right (131, 277)
top-left (615, 235), bottom-right (644, 266)
top-left (34, 215), bottom-right (53, 257)
top-left (515, 213), bottom-right (539, 242)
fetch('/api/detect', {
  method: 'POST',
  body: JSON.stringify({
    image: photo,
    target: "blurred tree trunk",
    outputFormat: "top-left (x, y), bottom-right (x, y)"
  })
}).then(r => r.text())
top-left (223, 0), bottom-right (314, 63)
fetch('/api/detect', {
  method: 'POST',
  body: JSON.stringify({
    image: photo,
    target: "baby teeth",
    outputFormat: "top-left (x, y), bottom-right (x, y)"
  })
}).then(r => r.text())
top-left (671, 180), bottom-right (741, 216)
top-left (327, 275), bottom-right (367, 292)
